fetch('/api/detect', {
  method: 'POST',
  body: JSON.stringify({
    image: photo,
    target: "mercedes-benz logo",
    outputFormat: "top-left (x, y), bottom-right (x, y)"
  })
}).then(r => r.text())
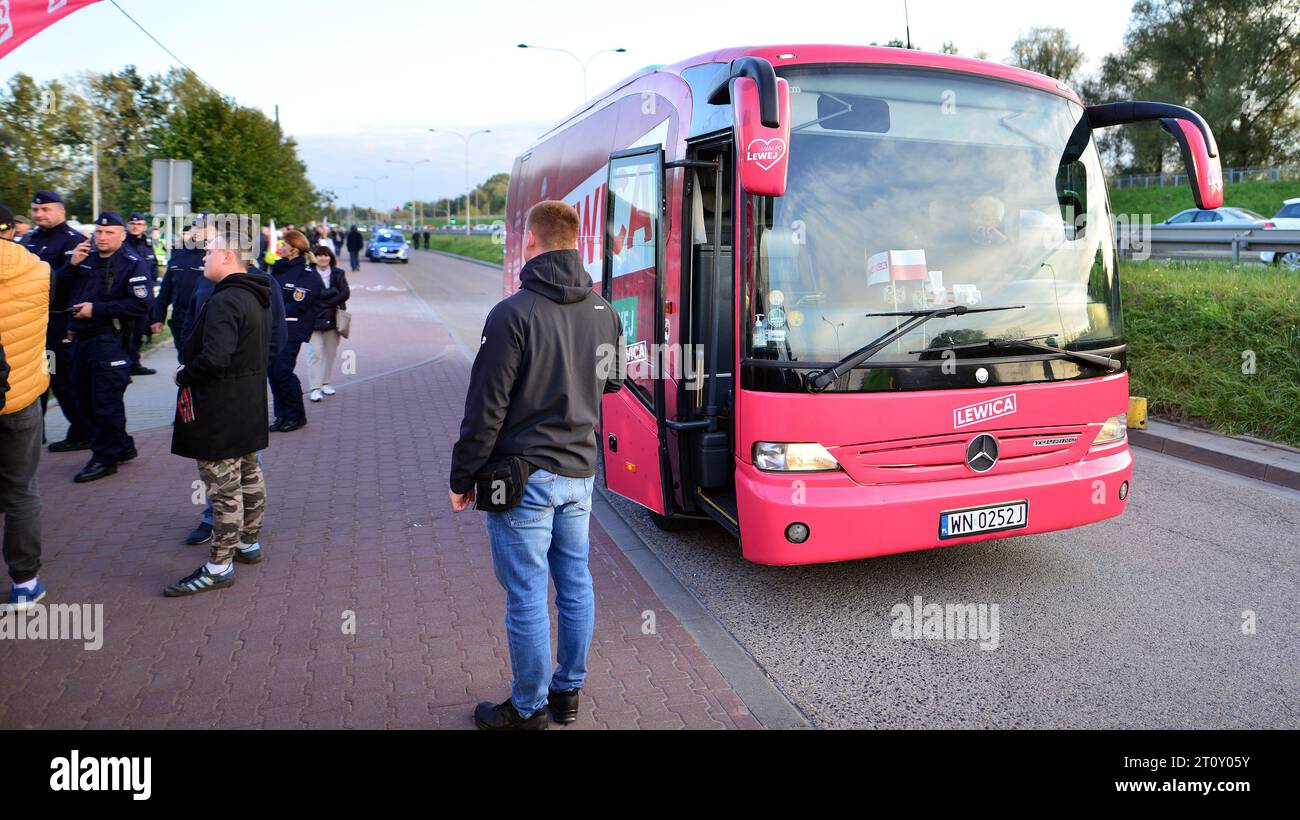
top-left (965, 434), bottom-right (999, 473)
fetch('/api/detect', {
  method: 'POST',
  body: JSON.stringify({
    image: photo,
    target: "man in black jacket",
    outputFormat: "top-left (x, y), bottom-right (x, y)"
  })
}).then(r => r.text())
top-left (345, 226), bottom-right (364, 273)
top-left (165, 221), bottom-right (271, 597)
top-left (449, 200), bottom-right (623, 729)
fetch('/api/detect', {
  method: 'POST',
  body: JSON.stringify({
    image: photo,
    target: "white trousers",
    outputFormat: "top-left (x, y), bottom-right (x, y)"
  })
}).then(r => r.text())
top-left (307, 329), bottom-right (341, 389)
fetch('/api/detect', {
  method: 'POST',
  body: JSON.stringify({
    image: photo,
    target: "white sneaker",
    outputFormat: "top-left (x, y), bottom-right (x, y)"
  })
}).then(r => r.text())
top-left (321, 384), bottom-right (336, 396)
top-left (309, 389), bottom-right (323, 402)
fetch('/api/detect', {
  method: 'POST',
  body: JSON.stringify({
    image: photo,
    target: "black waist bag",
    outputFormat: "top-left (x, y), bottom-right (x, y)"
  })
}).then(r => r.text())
top-left (473, 456), bottom-right (534, 512)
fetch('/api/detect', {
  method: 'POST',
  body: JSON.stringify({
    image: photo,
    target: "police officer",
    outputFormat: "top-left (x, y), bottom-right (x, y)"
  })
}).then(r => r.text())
top-left (124, 213), bottom-right (159, 376)
top-left (55, 212), bottom-right (154, 482)
top-left (151, 216), bottom-right (207, 360)
top-left (267, 229), bottom-right (321, 433)
top-left (20, 190), bottom-right (91, 451)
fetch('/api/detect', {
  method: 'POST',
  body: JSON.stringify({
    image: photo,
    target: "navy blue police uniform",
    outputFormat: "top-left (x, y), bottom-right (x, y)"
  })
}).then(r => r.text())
top-left (19, 190), bottom-right (92, 447)
top-left (267, 255), bottom-right (322, 430)
top-left (123, 213), bottom-right (160, 371)
top-left (54, 212), bottom-right (154, 478)
top-left (154, 241), bottom-right (206, 360)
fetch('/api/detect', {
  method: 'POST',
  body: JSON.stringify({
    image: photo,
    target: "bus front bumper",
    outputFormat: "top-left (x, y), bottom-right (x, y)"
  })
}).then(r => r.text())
top-left (734, 444), bottom-right (1133, 566)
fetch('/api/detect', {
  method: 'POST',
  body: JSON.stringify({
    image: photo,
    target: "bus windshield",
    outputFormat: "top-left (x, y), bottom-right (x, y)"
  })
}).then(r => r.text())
top-left (749, 66), bottom-right (1122, 371)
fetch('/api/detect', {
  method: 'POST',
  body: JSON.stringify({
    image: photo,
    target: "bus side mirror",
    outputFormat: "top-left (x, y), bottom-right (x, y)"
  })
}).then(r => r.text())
top-left (708, 56), bottom-right (792, 197)
top-left (733, 76), bottom-right (792, 197)
top-left (1159, 117), bottom-right (1223, 210)
top-left (1067, 100), bottom-right (1223, 210)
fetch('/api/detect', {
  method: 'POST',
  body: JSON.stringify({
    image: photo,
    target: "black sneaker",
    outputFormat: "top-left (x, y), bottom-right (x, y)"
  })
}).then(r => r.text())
top-left (547, 688), bottom-right (580, 723)
top-left (473, 698), bottom-right (548, 730)
top-left (164, 564), bottom-right (234, 597)
top-left (119, 447), bottom-right (138, 463)
top-left (184, 521), bottom-right (213, 545)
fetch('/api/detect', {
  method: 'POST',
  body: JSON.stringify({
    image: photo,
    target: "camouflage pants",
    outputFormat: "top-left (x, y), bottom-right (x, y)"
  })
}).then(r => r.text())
top-left (197, 453), bottom-right (265, 564)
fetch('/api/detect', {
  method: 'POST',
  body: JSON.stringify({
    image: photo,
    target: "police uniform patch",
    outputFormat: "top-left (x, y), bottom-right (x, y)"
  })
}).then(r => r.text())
top-left (133, 285), bottom-right (148, 298)
top-left (293, 289), bottom-right (306, 302)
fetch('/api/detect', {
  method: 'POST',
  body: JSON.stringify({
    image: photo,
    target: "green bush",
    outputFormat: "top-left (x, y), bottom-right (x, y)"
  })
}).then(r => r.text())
top-left (1121, 259), bottom-right (1300, 446)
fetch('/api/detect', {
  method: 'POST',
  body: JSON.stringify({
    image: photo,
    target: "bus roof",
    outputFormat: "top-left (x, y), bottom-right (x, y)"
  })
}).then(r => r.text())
top-left (534, 43), bottom-right (1083, 145)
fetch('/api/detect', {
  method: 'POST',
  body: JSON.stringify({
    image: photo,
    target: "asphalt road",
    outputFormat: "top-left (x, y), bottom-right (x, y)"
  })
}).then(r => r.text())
top-left (414, 248), bottom-right (1300, 730)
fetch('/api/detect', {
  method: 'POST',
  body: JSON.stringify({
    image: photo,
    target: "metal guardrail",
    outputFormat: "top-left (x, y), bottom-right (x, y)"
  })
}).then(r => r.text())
top-left (1112, 164), bottom-right (1300, 189)
top-left (1115, 224), bottom-right (1300, 265)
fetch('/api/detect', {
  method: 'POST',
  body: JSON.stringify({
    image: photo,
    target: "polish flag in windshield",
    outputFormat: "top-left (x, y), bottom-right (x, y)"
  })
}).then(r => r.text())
top-left (867, 249), bottom-right (928, 286)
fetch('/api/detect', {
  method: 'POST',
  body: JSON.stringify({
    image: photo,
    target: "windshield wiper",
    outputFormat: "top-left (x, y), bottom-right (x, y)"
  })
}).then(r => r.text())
top-left (807, 304), bottom-right (1025, 391)
top-left (913, 336), bottom-right (1121, 371)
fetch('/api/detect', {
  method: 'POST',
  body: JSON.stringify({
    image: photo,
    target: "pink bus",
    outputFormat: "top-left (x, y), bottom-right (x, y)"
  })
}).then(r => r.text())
top-left (502, 44), bottom-right (1223, 565)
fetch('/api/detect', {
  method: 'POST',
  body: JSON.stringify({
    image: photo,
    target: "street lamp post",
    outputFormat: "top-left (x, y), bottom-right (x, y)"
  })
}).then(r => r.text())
top-left (353, 175), bottom-right (388, 229)
top-left (429, 128), bottom-right (491, 237)
top-left (385, 158), bottom-right (431, 229)
top-left (517, 44), bottom-right (626, 102)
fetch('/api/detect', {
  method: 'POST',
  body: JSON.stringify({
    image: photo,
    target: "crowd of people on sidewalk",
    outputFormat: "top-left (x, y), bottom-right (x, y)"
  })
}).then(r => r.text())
top-left (0, 187), bottom-right (364, 605)
top-left (3, 193), bottom-right (618, 731)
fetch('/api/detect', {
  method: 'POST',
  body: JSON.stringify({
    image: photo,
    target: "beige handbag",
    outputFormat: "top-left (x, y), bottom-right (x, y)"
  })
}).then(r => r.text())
top-left (335, 307), bottom-right (352, 338)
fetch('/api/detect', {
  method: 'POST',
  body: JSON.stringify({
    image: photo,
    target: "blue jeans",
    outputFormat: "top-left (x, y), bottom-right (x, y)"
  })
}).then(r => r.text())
top-left (483, 468), bottom-right (596, 718)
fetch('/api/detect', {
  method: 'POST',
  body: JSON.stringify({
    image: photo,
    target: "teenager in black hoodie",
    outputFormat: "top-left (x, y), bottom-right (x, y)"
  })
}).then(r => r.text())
top-left (166, 224), bottom-right (272, 597)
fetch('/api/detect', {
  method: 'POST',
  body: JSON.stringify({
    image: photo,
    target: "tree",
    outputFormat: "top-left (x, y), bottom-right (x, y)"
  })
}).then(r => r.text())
top-left (1086, 0), bottom-right (1300, 172)
top-left (1, 67), bottom-right (325, 224)
top-left (1008, 26), bottom-right (1085, 85)
top-left (127, 70), bottom-right (325, 223)
top-left (69, 66), bottom-right (165, 217)
top-left (0, 74), bottom-right (89, 216)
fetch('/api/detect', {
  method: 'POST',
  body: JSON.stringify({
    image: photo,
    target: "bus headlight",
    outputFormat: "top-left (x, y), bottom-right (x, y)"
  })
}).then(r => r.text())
top-left (1092, 414), bottom-right (1128, 446)
top-left (753, 442), bottom-right (841, 472)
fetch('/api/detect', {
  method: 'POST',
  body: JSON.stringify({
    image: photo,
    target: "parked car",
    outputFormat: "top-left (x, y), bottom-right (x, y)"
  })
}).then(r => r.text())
top-left (1261, 197), bottom-right (1300, 270)
top-left (1160, 206), bottom-right (1273, 226)
top-left (1160, 208), bottom-right (1290, 268)
top-left (366, 229), bottom-right (410, 263)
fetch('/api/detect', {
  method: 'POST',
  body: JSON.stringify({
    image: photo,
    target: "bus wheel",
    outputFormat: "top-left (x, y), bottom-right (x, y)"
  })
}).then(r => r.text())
top-left (650, 511), bottom-right (709, 531)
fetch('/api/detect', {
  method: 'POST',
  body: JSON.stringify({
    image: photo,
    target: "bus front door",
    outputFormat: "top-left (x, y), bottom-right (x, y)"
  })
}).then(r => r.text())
top-left (600, 146), bottom-right (668, 514)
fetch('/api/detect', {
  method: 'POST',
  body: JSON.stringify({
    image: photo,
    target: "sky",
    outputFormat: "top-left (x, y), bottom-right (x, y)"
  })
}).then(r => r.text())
top-left (1, 0), bottom-right (1137, 211)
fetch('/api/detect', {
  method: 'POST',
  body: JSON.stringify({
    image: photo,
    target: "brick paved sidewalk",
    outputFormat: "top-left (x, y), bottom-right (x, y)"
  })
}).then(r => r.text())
top-left (0, 279), bottom-right (758, 729)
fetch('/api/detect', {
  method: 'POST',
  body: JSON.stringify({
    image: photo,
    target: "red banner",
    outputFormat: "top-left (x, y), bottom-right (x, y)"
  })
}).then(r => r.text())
top-left (0, 0), bottom-right (101, 62)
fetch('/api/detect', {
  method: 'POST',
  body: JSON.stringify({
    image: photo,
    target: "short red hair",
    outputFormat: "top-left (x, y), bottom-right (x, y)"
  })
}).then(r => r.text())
top-left (526, 200), bottom-right (580, 249)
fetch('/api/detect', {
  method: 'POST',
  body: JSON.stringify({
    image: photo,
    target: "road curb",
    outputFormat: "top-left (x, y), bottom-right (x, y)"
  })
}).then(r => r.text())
top-left (1129, 419), bottom-right (1300, 491)
top-left (415, 247), bottom-right (503, 270)
top-left (591, 490), bottom-right (814, 729)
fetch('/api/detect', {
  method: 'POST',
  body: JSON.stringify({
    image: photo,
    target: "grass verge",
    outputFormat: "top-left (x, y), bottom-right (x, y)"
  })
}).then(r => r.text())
top-left (1121, 258), bottom-right (1300, 447)
top-left (420, 235), bottom-right (505, 265)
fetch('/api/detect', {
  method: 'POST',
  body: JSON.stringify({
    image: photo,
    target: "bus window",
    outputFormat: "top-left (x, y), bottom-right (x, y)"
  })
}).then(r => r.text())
top-left (604, 148), bottom-right (664, 406)
top-left (747, 65), bottom-right (1122, 369)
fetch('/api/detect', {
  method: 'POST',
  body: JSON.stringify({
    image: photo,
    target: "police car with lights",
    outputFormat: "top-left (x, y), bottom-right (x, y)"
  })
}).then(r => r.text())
top-left (365, 229), bottom-right (410, 263)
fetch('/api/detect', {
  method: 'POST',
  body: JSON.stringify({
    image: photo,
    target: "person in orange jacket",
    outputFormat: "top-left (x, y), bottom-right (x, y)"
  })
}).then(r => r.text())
top-left (0, 203), bottom-right (51, 610)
